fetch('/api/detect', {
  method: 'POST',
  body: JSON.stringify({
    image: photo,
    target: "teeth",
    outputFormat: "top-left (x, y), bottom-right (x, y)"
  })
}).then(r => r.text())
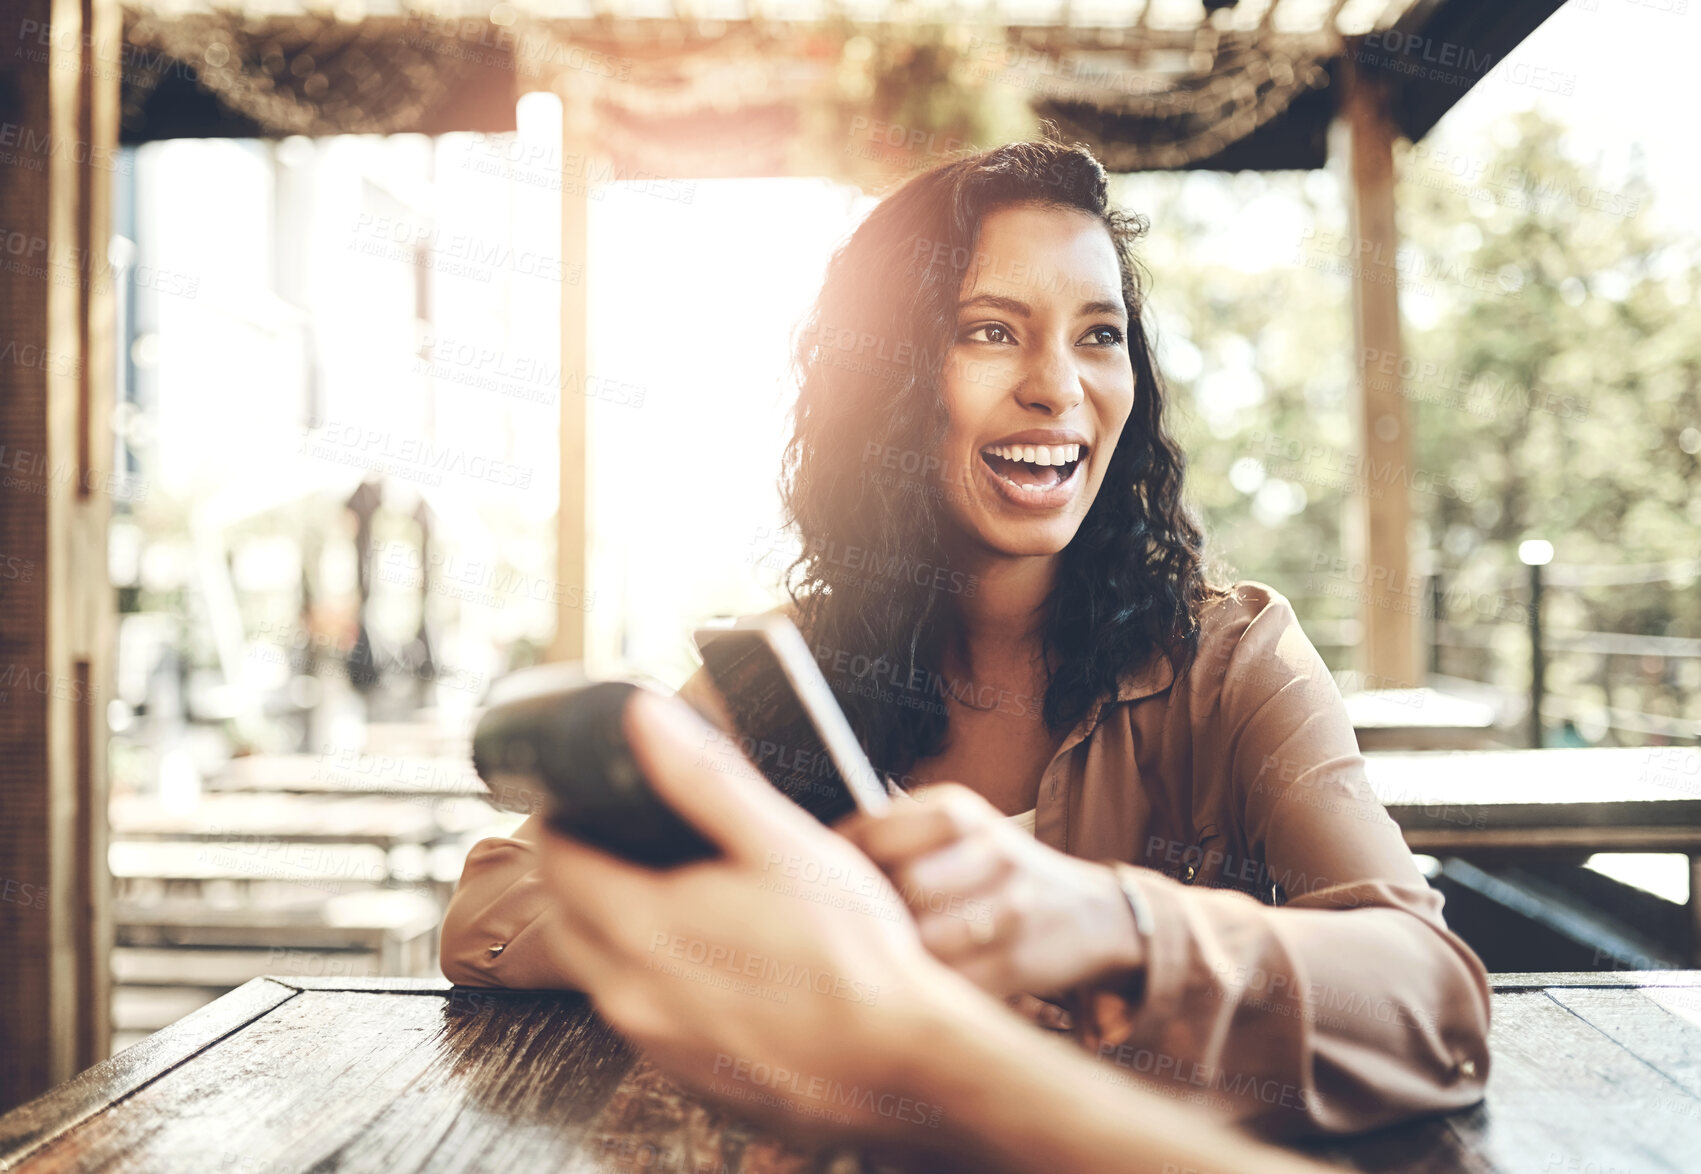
top-left (984, 443), bottom-right (1083, 465)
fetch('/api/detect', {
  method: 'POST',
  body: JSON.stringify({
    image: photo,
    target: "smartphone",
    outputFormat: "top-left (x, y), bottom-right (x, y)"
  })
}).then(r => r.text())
top-left (692, 613), bottom-right (893, 826)
top-left (472, 668), bottom-right (718, 866)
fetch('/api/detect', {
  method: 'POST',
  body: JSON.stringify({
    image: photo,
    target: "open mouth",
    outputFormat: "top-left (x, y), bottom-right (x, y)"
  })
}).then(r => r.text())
top-left (979, 442), bottom-right (1085, 492)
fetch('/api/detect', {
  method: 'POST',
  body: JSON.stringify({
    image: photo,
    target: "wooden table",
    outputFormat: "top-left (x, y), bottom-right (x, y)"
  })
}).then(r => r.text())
top-left (3, 972), bottom-right (1699, 1173)
top-left (1365, 746), bottom-right (1701, 964)
top-left (109, 793), bottom-right (451, 849)
top-left (207, 753), bottom-right (487, 803)
top-left (1346, 687), bottom-right (1503, 751)
top-left (1365, 746), bottom-right (1701, 856)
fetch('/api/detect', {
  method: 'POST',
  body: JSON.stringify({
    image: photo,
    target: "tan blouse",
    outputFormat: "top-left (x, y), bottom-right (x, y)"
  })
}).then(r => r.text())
top-left (439, 581), bottom-right (1491, 1138)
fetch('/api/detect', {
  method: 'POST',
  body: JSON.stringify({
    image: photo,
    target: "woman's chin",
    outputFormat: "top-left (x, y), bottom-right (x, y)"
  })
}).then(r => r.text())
top-left (962, 515), bottom-right (1084, 560)
top-left (937, 471), bottom-right (1099, 560)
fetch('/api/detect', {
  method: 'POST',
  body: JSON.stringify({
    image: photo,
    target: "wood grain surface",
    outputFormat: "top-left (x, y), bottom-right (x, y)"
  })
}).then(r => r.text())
top-left (4, 975), bottom-right (1700, 1174)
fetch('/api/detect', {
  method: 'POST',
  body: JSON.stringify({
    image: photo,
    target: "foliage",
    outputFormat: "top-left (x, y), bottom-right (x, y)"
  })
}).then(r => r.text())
top-left (1114, 111), bottom-right (1700, 743)
top-left (794, 22), bottom-right (1037, 190)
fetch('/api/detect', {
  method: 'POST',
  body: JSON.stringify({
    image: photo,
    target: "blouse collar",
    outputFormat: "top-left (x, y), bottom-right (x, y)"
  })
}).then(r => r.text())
top-left (1056, 642), bottom-right (1180, 759)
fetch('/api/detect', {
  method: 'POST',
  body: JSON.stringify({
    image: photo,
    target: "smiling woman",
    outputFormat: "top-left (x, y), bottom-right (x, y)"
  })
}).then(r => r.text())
top-left (782, 144), bottom-right (1224, 789)
top-left (441, 139), bottom-right (1493, 1143)
top-left (944, 210), bottom-right (1126, 527)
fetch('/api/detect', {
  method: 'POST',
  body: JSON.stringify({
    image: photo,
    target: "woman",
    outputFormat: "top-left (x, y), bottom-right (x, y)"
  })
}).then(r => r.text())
top-left (442, 140), bottom-right (1491, 1138)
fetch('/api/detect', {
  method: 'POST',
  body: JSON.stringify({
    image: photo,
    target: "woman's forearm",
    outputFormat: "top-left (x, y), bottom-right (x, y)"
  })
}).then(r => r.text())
top-left (1071, 867), bottom-right (1491, 1137)
top-left (900, 980), bottom-right (1328, 1174)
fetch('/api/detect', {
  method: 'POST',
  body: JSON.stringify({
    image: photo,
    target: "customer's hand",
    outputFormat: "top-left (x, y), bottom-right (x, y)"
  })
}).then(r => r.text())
top-left (840, 783), bottom-right (1143, 999)
top-left (537, 690), bottom-right (993, 1143)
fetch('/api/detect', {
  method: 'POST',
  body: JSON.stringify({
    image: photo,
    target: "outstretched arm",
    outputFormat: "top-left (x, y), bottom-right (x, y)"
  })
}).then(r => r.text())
top-left (537, 688), bottom-right (1332, 1174)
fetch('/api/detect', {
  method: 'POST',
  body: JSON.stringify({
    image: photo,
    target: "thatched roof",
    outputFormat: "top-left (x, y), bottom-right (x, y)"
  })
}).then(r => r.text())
top-left (120, 0), bottom-right (1566, 174)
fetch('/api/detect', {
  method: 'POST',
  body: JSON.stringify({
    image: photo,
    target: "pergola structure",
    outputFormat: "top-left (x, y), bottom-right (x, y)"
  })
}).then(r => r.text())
top-left (1, 0), bottom-right (1564, 1109)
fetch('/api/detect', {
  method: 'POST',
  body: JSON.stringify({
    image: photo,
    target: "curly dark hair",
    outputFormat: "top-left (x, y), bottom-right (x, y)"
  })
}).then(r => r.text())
top-left (780, 138), bottom-right (1230, 780)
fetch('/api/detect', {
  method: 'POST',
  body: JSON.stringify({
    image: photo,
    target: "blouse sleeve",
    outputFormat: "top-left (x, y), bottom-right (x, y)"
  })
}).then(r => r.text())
top-left (438, 812), bottom-right (581, 988)
top-left (1070, 589), bottom-right (1492, 1138)
top-left (438, 667), bottom-right (729, 989)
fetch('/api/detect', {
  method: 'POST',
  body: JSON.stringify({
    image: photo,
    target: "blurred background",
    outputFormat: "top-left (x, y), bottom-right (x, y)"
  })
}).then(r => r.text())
top-left (4, 0), bottom-right (1699, 1099)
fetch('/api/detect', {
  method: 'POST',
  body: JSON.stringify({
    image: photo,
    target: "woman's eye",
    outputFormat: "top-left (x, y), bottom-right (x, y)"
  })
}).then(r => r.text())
top-left (963, 323), bottom-right (1013, 345)
top-left (1081, 325), bottom-right (1125, 347)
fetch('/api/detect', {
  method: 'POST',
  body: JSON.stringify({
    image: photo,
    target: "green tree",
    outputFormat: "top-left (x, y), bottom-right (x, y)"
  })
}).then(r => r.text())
top-left (1399, 110), bottom-right (1701, 743)
top-left (1112, 110), bottom-right (1700, 744)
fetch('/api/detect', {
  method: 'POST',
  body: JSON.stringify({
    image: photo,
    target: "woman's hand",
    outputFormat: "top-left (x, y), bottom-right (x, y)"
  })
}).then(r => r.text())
top-left (535, 690), bottom-right (994, 1144)
top-left (839, 784), bottom-right (1143, 999)
top-left (530, 697), bottom-right (1332, 1174)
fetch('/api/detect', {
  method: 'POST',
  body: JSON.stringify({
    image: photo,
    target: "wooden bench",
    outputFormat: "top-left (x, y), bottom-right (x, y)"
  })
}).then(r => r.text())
top-left (108, 840), bottom-right (395, 896)
top-left (363, 720), bottom-right (471, 760)
top-left (110, 891), bottom-right (441, 1052)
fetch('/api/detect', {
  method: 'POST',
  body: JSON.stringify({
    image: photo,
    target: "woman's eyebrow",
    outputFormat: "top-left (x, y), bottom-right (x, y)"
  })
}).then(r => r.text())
top-left (958, 293), bottom-right (1030, 317)
top-left (959, 293), bottom-right (1127, 319)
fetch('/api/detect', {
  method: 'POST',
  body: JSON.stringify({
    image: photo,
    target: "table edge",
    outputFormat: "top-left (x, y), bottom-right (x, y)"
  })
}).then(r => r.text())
top-left (1485, 970), bottom-right (1701, 990)
top-left (0, 978), bottom-right (298, 1171)
top-left (273, 976), bottom-right (454, 993)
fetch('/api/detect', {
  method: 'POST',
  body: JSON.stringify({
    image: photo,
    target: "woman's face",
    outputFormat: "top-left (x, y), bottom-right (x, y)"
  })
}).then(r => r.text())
top-left (934, 202), bottom-right (1137, 560)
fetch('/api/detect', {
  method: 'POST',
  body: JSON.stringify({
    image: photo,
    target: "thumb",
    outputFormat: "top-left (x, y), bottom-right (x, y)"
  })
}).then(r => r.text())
top-left (623, 687), bottom-right (825, 865)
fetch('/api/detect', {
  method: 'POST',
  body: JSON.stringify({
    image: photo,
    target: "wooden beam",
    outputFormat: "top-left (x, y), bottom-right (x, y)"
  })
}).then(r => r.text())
top-left (1332, 44), bottom-right (1420, 688)
top-left (0, 0), bottom-right (118, 1110)
top-left (547, 81), bottom-right (592, 665)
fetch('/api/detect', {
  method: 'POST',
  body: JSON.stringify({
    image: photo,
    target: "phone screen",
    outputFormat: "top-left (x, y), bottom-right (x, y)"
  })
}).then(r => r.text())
top-left (694, 621), bottom-right (889, 825)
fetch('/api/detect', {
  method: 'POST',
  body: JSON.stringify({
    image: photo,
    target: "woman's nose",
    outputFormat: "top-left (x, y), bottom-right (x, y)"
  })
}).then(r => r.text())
top-left (1016, 341), bottom-right (1084, 415)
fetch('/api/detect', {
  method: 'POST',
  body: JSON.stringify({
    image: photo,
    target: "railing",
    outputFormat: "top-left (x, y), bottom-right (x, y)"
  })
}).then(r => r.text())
top-left (1427, 557), bottom-right (1701, 748)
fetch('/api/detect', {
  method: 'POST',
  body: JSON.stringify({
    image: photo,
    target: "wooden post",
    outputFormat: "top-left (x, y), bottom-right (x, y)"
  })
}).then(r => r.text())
top-left (1690, 854), bottom-right (1701, 968)
top-left (1528, 559), bottom-right (1546, 749)
top-left (0, 0), bottom-right (118, 1109)
top-left (1429, 570), bottom-right (1445, 676)
top-left (1332, 46), bottom-right (1421, 688)
top-left (547, 78), bottom-right (592, 665)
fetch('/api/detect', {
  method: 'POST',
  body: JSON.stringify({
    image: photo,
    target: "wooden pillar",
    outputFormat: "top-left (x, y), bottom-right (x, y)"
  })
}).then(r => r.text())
top-left (0, 0), bottom-right (118, 1109)
top-left (547, 79), bottom-right (592, 665)
top-left (1332, 47), bottom-right (1420, 688)
top-left (1690, 854), bottom-right (1701, 968)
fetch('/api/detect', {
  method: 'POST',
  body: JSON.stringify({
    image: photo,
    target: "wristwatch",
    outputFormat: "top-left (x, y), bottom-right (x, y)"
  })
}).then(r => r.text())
top-left (1110, 863), bottom-right (1154, 1006)
top-left (1113, 864), bottom-right (1155, 939)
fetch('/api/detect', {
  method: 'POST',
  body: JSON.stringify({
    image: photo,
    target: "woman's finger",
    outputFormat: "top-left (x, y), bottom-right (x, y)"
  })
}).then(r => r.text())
top-left (623, 689), bottom-right (826, 866)
top-left (896, 827), bottom-right (1010, 895)
top-left (915, 889), bottom-right (1006, 960)
top-left (532, 850), bottom-right (628, 990)
top-left (847, 783), bottom-right (1000, 868)
top-left (537, 822), bottom-right (709, 956)
top-left (947, 949), bottom-right (1023, 998)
